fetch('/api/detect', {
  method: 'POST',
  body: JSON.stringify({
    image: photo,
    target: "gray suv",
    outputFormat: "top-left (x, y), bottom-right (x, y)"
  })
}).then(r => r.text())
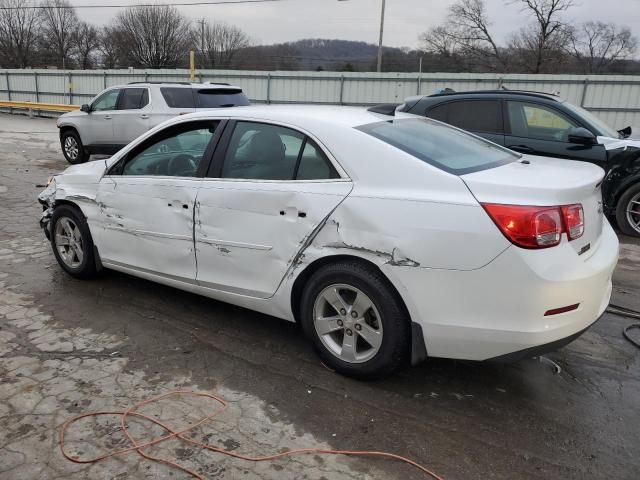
top-left (57, 82), bottom-right (250, 164)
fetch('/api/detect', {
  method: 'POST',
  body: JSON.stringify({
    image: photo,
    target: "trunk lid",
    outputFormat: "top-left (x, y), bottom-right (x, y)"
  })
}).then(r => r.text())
top-left (461, 156), bottom-right (605, 258)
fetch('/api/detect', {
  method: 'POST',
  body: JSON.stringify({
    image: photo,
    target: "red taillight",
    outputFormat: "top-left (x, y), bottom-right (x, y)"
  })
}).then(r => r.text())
top-left (482, 203), bottom-right (584, 249)
top-left (561, 204), bottom-right (584, 240)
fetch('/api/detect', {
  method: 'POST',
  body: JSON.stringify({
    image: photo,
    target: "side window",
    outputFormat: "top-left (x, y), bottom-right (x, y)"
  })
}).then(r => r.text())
top-left (425, 103), bottom-right (448, 123)
top-left (91, 89), bottom-right (120, 112)
top-left (118, 88), bottom-right (149, 110)
top-left (507, 102), bottom-right (578, 141)
top-left (221, 122), bottom-right (304, 180)
top-left (447, 100), bottom-right (502, 133)
top-left (295, 140), bottom-right (338, 180)
top-left (117, 121), bottom-right (218, 177)
top-left (161, 87), bottom-right (195, 108)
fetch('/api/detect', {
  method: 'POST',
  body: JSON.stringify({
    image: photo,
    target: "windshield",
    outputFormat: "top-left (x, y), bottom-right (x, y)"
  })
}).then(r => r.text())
top-left (356, 118), bottom-right (519, 175)
top-left (562, 102), bottom-right (619, 138)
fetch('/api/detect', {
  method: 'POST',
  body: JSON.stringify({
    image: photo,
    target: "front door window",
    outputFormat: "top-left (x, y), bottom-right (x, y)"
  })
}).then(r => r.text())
top-left (114, 121), bottom-right (218, 177)
top-left (91, 89), bottom-right (120, 111)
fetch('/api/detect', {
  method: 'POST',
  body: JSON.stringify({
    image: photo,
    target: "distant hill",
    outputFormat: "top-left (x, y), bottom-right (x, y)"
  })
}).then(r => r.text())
top-left (232, 38), bottom-right (422, 72)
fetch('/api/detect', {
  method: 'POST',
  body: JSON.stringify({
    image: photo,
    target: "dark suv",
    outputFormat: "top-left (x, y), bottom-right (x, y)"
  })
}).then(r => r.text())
top-left (398, 90), bottom-right (640, 237)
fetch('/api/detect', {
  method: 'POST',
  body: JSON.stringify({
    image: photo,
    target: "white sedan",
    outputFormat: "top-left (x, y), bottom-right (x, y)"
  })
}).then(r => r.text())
top-left (38, 106), bottom-right (619, 378)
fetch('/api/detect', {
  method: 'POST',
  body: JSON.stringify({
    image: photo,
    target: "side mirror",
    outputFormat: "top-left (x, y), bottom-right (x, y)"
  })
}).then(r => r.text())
top-left (80, 104), bottom-right (90, 113)
top-left (568, 127), bottom-right (596, 145)
top-left (618, 126), bottom-right (632, 139)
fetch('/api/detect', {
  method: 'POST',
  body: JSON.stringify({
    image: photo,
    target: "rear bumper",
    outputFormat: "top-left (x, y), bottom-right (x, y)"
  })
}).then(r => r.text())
top-left (382, 219), bottom-right (619, 361)
top-left (487, 311), bottom-right (604, 362)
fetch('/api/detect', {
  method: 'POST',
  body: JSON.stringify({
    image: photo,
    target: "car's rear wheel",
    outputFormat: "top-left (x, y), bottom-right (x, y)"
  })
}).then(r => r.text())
top-left (300, 261), bottom-right (410, 379)
top-left (616, 183), bottom-right (640, 237)
top-left (61, 130), bottom-right (88, 164)
top-left (50, 205), bottom-right (97, 279)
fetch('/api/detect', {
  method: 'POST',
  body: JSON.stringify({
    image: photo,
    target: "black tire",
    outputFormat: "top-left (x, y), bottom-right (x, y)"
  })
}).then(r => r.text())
top-left (615, 183), bottom-right (640, 237)
top-left (50, 204), bottom-right (97, 279)
top-left (60, 129), bottom-right (88, 164)
top-left (300, 261), bottom-right (411, 379)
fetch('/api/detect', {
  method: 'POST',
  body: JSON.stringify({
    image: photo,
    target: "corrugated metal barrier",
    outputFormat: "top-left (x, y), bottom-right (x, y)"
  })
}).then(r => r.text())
top-left (1, 69), bottom-right (639, 129)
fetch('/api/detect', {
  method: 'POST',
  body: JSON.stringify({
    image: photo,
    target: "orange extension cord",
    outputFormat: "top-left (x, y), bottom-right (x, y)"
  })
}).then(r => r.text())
top-left (59, 390), bottom-right (444, 480)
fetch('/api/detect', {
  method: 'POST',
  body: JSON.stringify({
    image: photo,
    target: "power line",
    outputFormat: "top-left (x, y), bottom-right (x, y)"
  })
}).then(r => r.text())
top-left (0, 0), bottom-right (284, 10)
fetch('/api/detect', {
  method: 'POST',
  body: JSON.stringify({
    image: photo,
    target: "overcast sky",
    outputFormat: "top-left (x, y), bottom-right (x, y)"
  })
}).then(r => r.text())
top-left (77, 0), bottom-right (640, 49)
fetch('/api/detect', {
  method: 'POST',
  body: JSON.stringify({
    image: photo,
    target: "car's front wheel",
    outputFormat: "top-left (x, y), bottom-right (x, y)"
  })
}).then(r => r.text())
top-left (616, 183), bottom-right (640, 237)
top-left (60, 130), bottom-right (88, 164)
top-left (300, 261), bottom-right (410, 379)
top-left (50, 205), bottom-right (97, 279)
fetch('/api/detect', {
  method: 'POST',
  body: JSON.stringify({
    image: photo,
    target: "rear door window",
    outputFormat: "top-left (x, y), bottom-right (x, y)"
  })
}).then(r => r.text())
top-left (161, 87), bottom-right (195, 108)
top-left (118, 88), bottom-right (149, 110)
top-left (425, 103), bottom-right (448, 122)
top-left (196, 89), bottom-right (250, 108)
top-left (221, 122), bottom-right (304, 180)
top-left (295, 140), bottom-right (339, 180)
top-left (219, 121), bottom-right (338, 180)
top-left (357, 118), bottom-right (517, 175)
top-left (427, 100), bottom-right (502, 133)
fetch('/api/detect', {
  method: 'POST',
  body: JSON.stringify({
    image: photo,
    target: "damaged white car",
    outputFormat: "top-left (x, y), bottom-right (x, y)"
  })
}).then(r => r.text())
top-left (38, 106), bottom-right (619, 378)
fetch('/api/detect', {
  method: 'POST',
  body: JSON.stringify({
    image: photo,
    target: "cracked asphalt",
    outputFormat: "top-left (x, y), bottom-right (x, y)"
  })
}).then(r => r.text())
top-left (0, 114), bottom-right (639, 480)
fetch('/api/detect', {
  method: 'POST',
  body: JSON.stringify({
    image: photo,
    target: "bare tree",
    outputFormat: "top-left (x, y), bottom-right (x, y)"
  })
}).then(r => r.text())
top-left (508, 0), bottom-right (574, 73)
top-left (98, 25), bottom-right (123, 69)
top-left (72, 22), bottom-right (99, 69)
top-left (419, 0), bottom-right (506, 71)
top-left (113, 5), bottom-right (194, 68)
top-left (449, 0), bottom-right (507, 70)
top-left (569, 22), bottom-right (638, 73)
top-left (198, 21), bottom-right (250, 68)
top-left (0, 0), bottom-right (41, 68)
top-left (420, 26), bottom-right (458, 58)
top-left (39, 0), bottom-right (78, 68)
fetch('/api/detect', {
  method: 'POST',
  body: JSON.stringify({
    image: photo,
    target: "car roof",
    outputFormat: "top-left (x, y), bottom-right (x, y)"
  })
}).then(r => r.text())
top-left (168, 104), bottom-right (395, 129)
top-left (422, 89), bottom-right (562, 102)
top-left (124, 81), bottom-right (241, 90)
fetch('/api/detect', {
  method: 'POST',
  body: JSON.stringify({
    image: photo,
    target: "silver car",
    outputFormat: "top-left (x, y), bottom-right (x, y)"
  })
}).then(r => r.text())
top-left (57, 82), bottom-right (250, 164)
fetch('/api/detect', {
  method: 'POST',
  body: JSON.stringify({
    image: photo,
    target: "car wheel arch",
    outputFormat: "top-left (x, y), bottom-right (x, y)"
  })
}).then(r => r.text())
top-left (60, 125), bottom-right (83, 143)
top-left (611, 175), bottom-right (640, 208)
top-left (290, 253), bottom-right (428, 367)
top-left (51, 200), bottom-right (104, 271)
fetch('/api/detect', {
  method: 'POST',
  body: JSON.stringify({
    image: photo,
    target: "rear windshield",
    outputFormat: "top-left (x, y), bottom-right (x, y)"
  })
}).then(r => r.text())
top-left (356, 118), bottom-right (518, 175)
top-left (160, 87), bottom-right (249, 109)
top-left (197, 89), bottom-right (249, 108)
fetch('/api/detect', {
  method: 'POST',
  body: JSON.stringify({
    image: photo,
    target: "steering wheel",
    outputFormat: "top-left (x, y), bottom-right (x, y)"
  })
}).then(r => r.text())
top-left (168, 154), bottom-right (198, 177)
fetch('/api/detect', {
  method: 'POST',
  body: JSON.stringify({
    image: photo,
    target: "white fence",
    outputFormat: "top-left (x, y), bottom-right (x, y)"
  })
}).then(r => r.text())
top-left (1, 69), bottom-right (640, 129)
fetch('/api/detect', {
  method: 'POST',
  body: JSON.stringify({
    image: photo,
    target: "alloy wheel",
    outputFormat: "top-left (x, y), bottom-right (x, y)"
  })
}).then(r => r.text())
top-left (54, 217), bottom-right (84, 269)
top-left (313, 284), bottom-right (383, 364)
top-left (64, 136), bottom-right (79, 161)
top-left (626, 192), bottom-right (640, 235)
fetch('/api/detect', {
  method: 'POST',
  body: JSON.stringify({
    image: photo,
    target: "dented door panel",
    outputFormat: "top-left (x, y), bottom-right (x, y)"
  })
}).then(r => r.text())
top-left (95, 177), bottom-right (200, 281)
top-left (195, 179), bottom-right (353, 298)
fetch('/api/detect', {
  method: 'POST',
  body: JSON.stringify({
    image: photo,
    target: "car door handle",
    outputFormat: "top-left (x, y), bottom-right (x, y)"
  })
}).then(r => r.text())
top-left (168, 202), bottom-right (189, 210)
top-left (140, 114), bottom-right (149, 119)
top-left (104, 115), bottom-right (112, 120)
top-left (279, 208), bottom-right (307, 218)
top-left (509, 145), bottom-right (534, 154)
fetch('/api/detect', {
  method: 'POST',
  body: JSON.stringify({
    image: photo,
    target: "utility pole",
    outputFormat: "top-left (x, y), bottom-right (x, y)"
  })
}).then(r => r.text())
top-left (197, 18), bottom-right (206, 66)
top-left (376, 0), bottom-right (386, 73)
top-left (338, 0), bottom-right (386, 73)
